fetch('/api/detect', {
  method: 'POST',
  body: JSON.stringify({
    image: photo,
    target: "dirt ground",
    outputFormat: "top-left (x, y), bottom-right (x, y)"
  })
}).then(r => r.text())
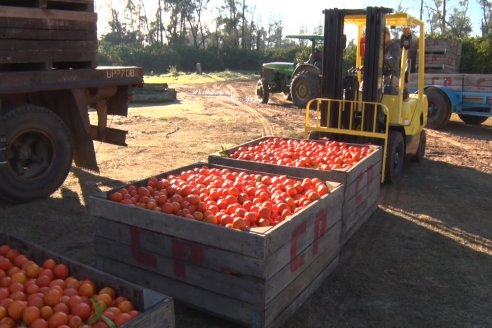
top-left (1, 80), bottom-right (491, 327)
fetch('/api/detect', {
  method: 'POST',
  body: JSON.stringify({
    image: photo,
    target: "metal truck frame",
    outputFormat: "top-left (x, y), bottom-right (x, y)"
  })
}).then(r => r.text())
top-left (0, 67), bottom-right (143, 202)
top-left (0, 3), bottom-right (144, 202)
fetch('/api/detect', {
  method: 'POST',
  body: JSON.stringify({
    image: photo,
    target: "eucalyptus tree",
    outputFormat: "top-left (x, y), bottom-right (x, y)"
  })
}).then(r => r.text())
top-left (478, 0), bottom-right (492, 37)
top-left (187, 0), bottom-right (211, 48)
top-left (218, 0), bottom-right (243, 48)
top-left (446, 0), bottom-right (473, 37)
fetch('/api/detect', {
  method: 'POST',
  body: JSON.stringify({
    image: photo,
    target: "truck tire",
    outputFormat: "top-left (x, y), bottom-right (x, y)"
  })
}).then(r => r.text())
top-left (385, 130), bottom-right (405, 184)
top-left (458, 114), bottom-right (488, 125)
top-left (411, 130), bottom-right (426, 163)
top-left (291, 71), bottom-right (320, 108)
top-left (256, 78), bottom-right (269, 104)
top-left (0, 105), bottom-right (73, 203)
top-left (424, 88), bottom-right (451, 129)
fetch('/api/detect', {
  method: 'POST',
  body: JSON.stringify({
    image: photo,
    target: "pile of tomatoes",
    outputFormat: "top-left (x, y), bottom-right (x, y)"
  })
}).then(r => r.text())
top-left (108, 166), bottom-right (329, 230)
top-left (0, 244), bottom-right (139, 328)
top-left (229, 138), bottom-right (374, 170)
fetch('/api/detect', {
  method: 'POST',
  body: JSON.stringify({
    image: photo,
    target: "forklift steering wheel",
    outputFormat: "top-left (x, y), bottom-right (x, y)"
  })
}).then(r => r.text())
top-left (383, 60), bottom-right (393, 76)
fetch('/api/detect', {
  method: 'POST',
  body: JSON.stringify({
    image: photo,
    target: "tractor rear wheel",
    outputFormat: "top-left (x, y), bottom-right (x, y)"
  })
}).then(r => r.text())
top-left (256, 78), bottom-right (269, 104)
top-left (458, 114), bottom-right (488, 125)
top-left (291, 71), bottom-right (320, 108)
top-left (385, 130), bottom-right (405, 183)
top-left (0, 105), bottom-right (73, 203)
top-left (411, 130), bottom-right (426, 163)
top-left (424, 88), bottom-right (451, 129)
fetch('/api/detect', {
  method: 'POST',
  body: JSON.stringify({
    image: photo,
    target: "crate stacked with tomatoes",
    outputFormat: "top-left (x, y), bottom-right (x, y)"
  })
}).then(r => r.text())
top-left (89, 163), bottom-right (344, 328)
top-left (0, 233), bottom-right (174, 328)
top-left (209, 137), bottom-right (383, 245)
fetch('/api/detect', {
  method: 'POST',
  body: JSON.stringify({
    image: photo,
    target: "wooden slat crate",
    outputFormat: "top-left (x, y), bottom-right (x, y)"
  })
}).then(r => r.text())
top-left (424, 53), bottom-right (460, 69)
top-left (463, 74), bottom-right (492, 92)
top-left (0, 232), bottom-right (175, 328)
top-left (423, 64), bottom-right (460, 74)
top-left (425, 38), bottom-right (462, 55)
top-left (0, 0), bottom-right (94, 12)
top-left (208, 137), bottom-right (382, 246)
top-left (88, 163), bottom-right (344, 328)
top-left (408, 73), bottom-right (463, 91)
top-left (415, 39), bottom-right (462, 74)
top-left (0, 6), bottom-right (97, 70)
top-left (408, 73), bottom-right (492, 93)
top-left (424, 53), bottom-right (460, 66)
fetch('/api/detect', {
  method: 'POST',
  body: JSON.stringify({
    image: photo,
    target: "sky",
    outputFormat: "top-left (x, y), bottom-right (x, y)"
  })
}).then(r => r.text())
top-left (94, 0), bottom-right (484, 38)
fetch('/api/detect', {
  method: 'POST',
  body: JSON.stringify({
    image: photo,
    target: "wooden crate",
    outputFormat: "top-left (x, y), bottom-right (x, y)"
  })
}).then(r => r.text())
top-left (89, 163), bottom-right (344, 328)
top-left (408, 73), bottom-right (492, 93)
top-left (0, 6), bottom-right (97, 70)
top-left (0, 0), bottom-right (94, 12)
top-left (424, 53), bottom-right (460, 66)
top-left (463, 74), bottom-right (492, 93)
top-left (425, 38), bottom-right (462, 55)
top-left (208, 137), bottom-right (382, 246)
top-left (408, 73), bottom-right (464, 92)
top-left (415, 39), bottom-right (462, 74)
top-left (0, 232), bottom-right (175, 328)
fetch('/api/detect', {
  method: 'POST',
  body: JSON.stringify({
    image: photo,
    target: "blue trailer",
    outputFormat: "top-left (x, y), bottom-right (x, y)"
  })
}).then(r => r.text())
top-left (407, 39), bottom-right (491, 129)
top-left (409, 73), bottom-right (492, 129)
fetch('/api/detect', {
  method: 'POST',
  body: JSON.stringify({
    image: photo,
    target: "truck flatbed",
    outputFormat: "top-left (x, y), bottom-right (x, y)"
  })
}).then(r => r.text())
top-left (0, 66), bottom-right (143, 94)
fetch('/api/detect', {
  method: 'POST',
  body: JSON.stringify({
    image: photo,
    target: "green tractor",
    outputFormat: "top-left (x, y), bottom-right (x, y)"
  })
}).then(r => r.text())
top-left (256, 35), bottom-right (323, 107)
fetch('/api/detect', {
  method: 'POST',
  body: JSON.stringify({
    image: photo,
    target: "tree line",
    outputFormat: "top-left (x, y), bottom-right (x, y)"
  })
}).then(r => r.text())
top-left (98, 0), bottom-right (492, 74)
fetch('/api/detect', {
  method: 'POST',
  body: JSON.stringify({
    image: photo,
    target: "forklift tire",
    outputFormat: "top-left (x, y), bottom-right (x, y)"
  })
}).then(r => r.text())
top-left (411, 130), bottom-right (426, 163)
top-left (256, 78), bottom-right (269, 104)
top-left (458, 114), bottom-right (488, 125)
top-left (0, 105), bottom-right (73, 203)
top-left (424, 88), bottom-right (451, 129)
top-left (307, 131), bottom-right (320, 140)
top-left (385, 130), bottom-right (405, 184)
top-left (291, 71), bottom-right (321, 108)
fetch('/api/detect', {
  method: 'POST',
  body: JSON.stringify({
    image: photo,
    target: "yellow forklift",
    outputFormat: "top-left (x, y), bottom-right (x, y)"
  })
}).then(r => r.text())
top-left (305, 7), bottom-right (428, 183)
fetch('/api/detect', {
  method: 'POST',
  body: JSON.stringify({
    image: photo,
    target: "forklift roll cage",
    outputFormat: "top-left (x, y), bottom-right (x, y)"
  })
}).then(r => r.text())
top-left (305, 7), bottom-right (428, 183)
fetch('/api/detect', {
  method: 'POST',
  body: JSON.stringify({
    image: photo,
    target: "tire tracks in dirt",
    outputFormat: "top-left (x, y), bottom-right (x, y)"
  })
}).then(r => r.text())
top-left (225, 84), bottom-right (275, 136)
top-left (426, 128), bottom-right (492, 174)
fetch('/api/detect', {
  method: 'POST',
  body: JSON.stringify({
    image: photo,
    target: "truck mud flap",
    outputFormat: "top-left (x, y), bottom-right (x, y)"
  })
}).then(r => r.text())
top-left (0, 113), bottom-right (5, 165)
top-left (0, 135), bottom-right (6, 165)
top-left (89, 125), bottom-right (128, 146)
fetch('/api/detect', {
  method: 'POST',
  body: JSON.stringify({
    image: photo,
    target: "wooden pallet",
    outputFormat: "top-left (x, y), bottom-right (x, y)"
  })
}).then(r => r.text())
top-left (0, 6), bottom-right (97, 70)
top-left (89, 163), bottom-right (344, 328)
top-left (208, 137), bottom-right (383, 247)
top-left (0, 0), bottom-right (94, 12)
top-left (0, 232), bottom-right (175, 328)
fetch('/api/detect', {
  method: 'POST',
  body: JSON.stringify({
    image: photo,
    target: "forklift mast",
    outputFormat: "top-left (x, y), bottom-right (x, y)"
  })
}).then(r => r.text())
top-left (361, 7), bottom-right (393, 102)
top-left (320, 7), bottom-right (393, 128)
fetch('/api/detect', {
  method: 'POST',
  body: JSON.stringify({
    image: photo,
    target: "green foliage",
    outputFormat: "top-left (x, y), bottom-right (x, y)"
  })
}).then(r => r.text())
top-left (175, 45), bottom-right (222, 71)
top-left (460, 37), bottom-right (492, 73)
top-left (98, 41), bottom-right (180, 74)
top-left (97, 0), bottom-right (489, 76)
top-left (222, 48), bottom-right (261, 70)
top-left (294, 48), bottom-right (311, 64)
top-left (261, 46), bottom-right (304, 63)
top-left (343, 41), bottom-right (357, 74)
top-left (168, 65), bottom-right (179, 78)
